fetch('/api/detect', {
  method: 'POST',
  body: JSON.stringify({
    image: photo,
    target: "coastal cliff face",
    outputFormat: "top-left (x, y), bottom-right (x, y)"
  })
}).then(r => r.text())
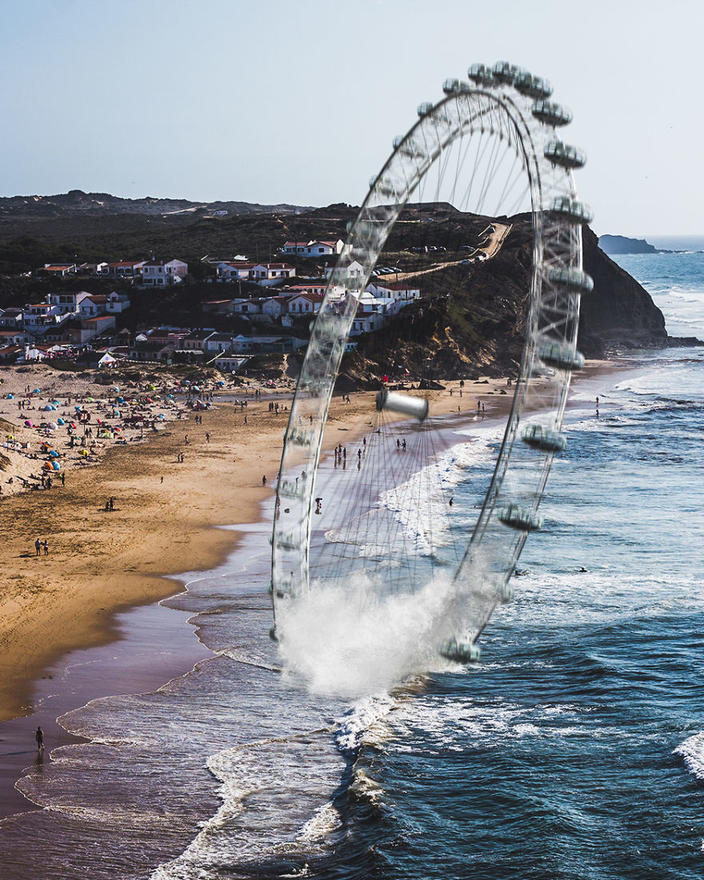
top-left (579, 227), bottom-right (668, 356)
top-left (350, 217), bottom-right (671, 379)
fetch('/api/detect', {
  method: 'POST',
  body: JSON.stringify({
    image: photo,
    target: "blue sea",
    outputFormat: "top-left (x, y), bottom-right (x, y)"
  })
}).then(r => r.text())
top-left (1, 244), bottom-right (703, 879)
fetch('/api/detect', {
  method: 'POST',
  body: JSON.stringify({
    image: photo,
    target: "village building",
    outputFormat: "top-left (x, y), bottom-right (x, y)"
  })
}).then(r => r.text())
top-left (286, 293), bottom-right (324, 315)
top-left (365, 281), bottom-right (422, 302)
top-left (106, 291), bottom-right (131, 313)
top-left (261, 295), bottom-right (293, 320)
top-left (216, 261), bottom-right (256, 282)
top-left (230, 334), bottom-right (307, 354)
top-left (140, 259), bottom-right (188, 286)
top-left (181, 330), bottom-right (217, 351)
top-left (281, 239), bottom-right (343, 257)
top-left (101, 260), bottom-right (147, 278)
top-left (48, 291), bottom-right (93, 314)
top-left (41, 263), bottom-right (77, 277)
top-left (249, 263), bottom-right (296, 286)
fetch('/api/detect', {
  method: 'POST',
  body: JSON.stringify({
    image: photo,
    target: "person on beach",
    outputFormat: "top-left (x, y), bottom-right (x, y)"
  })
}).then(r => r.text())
top-left (35, 726), bottom-right (44, 751)
top-left (262, 475), bottom-right (267, 486)
top-left (35, 538), bottom-right (41, 556)
top-left (206, 432), bottom-right (210, 443)
top-left (43, 540), bottom-right (48, 556)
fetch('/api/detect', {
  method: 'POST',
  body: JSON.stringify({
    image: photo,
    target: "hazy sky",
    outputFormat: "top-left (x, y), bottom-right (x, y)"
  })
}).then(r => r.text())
top-left (1, 0), bottom-right (701, 236)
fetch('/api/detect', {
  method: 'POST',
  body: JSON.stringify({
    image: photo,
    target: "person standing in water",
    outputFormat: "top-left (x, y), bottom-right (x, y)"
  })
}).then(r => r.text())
top-left (35, 726), bottom-right (44, 751)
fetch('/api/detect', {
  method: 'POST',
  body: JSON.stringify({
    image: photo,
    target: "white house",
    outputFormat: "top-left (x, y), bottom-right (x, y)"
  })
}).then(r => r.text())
top-left (140, 259), bottom-right (188, 287)
top-left (78, 295), bottom-right (109, 319)
top-left (281, 239), bottom-right (344, 258)
top-left (250, 263), bottom-right (296, 286)
top-left (203, 332), bottom-right (233, 353)
top-left (213, 354), bottom-right (248, 372)
top-left (281, 241), bottom-right (309, 256)
top-left (182, 331), bottom-right (216, 351)
top-left (102, 260), bottom-right (147, 278)
top-left (325, 259), bottom-right (364, 280)
top-left (48, 291), bottom-right (93, 314)
top-left (230, 297), bottom-right (265, 315)
top-left (22, 303), bottom-right (65, 335)
top-left (286, 293), bottom-right (324, 315)
top-left (304, 239), bottom-right (343, 257)
top-left (365, 281), bottom-right (421, 303)
top-left (106, 291), bottom-right (131, 313)
top-left (349, 312), bottom-right (386, 337)
top-left (286, 282), bottom-right (328, 297)
top-left (42, 263), bottom-right (77, 277)
top-left (261, 295), bottom-right (293, 320)
top-left (216, 261), bottom-right (256, 282)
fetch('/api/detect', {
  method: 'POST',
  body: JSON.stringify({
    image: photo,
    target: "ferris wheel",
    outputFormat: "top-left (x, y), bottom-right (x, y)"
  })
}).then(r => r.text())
top-left (270, 61), bottom-right (592, 664)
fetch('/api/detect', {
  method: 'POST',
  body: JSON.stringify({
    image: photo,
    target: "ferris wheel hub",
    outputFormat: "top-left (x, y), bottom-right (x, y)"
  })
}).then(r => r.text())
top-left (376, 389), bottom-right (429, 422)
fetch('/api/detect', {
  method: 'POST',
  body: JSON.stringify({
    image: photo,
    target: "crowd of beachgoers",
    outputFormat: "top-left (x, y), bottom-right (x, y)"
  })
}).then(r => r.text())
top-left (0, 367), bottom-right (257, 499)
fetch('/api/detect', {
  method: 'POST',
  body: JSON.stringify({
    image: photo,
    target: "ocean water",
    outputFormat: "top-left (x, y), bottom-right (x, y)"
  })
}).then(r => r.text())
top-left (1, 252), bottom-right (704, 879)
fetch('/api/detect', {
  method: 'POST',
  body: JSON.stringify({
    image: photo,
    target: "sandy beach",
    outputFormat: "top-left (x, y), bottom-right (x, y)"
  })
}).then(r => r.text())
top-left (0, 365), bottom-right (518, 725)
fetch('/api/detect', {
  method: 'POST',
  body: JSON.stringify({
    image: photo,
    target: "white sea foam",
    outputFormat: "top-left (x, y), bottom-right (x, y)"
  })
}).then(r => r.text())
top-left (378, 433), bottom-right (497, 555)
top-left (674, 731), bottom-right (704, 782)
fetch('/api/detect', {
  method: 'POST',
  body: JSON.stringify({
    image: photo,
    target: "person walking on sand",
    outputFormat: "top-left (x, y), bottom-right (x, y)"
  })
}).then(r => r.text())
top-left (206, 432), bottom-right (210, 443)
top-left (35, 726), bottom-right (44, 751)
top-left (43, 540), bottom-right (48, 556)
top-left (35, 538), bottom-right (41, 556)
top-left (262, 475), bottom-right (267, 486)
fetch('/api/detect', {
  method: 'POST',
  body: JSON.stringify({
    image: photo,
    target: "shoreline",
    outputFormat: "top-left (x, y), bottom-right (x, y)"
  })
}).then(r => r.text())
top-left (0, 358), bottom-right (630, 819)
top-left (0, 370), bottom-right (512, 724)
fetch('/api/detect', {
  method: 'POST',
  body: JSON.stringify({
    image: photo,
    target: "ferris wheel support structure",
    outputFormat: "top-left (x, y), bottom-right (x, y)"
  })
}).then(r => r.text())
top-left (270, 61), bottom-right (592, 659)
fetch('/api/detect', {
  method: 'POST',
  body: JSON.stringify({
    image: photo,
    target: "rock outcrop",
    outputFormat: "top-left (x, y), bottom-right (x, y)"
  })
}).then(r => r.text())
top-left (579, 227), bottom-right (668, 355)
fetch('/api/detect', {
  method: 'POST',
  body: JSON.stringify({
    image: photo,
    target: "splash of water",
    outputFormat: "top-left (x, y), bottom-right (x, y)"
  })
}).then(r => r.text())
top-left (277, 569), bottom-right (488, 697)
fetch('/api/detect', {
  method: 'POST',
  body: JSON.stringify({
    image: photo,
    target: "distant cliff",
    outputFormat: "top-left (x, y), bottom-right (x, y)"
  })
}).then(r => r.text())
top-left (598, 234), bottom-right (658, 255)
top-left (579, 227), bottom-right (668, 355)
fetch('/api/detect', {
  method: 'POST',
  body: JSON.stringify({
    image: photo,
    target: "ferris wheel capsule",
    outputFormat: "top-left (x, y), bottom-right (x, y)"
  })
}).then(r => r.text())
top-left (549, 196), bottom-right (594, 225)
top-left (498, 505), bottom-right (543, 532)
top-left (467, 63), bottom-right (495, 85)
top-left (532, 99), bottom-right (573, 127)
top-left (546, 267), bottom-right (594, 295)
top-left (491, 61), bottom-right (523, 85)
top-left (544, 140), bottom-right (587, 169)
top-left (538, 342), bottom-right (586, 371)
top-left (514, 71), bottom-right (552, 99)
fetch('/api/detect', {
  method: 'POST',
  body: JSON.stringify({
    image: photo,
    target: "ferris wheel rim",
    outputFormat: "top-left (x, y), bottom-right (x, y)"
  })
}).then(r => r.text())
top-left (271, 65), bottom-right (589, 654)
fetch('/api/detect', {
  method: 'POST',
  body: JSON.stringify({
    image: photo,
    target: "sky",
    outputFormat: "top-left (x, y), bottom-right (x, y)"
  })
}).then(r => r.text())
top-left (1, 0), bottom-right (702, 236)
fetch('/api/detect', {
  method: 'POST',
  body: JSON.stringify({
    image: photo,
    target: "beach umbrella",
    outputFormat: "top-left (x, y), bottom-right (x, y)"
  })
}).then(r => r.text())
top-left (75, 405), bottom-right (82, 411)
top-left (51, 461), bottom-right (61, 471)
top-left (33, 387), bottom-right (40, 394)
top-left (57, 418), bottom-right (65, 425)
top-left (69, 421), bottom-right (77, 429)
top-left (43, 461), bottom-right (52, 470)
top-left (24, 420), bottom-right (32, 427)
top-left (7, 393), bottom-right (13, 399)
top-left (86, 397), bottom-right (94, 402)
top-left (49, 450), bottom-right (59, 457)
top-left (48, 422), bottom-right (58, 430)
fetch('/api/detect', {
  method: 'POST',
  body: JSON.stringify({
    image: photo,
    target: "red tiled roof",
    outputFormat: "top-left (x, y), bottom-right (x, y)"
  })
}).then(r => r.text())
top-left (288, 293), bottom-right (324, 303)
